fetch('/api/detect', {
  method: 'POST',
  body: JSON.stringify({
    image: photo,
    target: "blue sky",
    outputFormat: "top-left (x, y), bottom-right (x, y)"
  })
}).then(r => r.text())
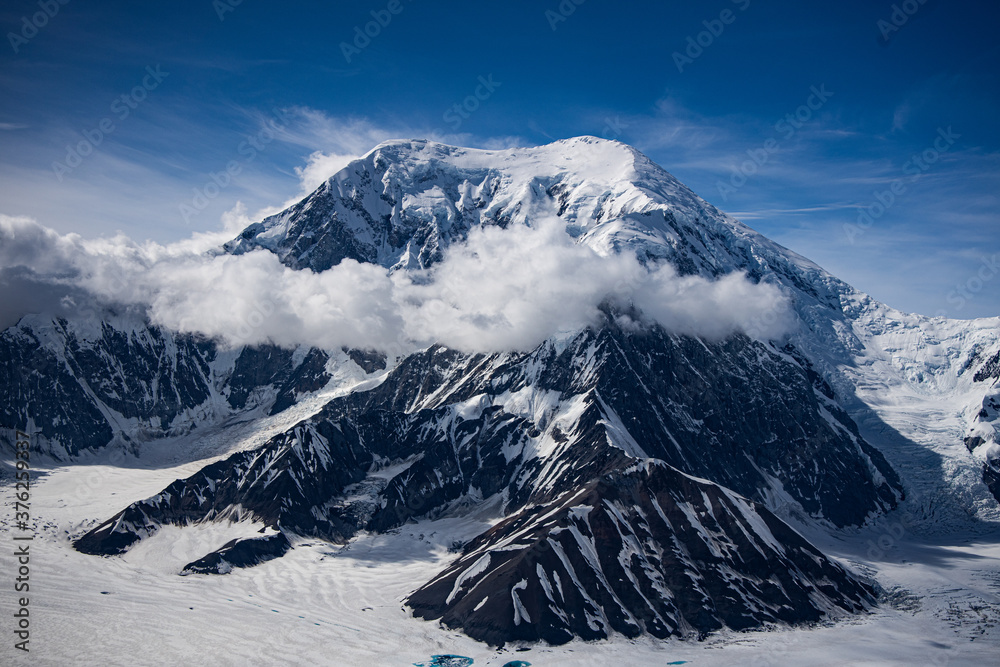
top-left (1, 0), bottom-right (997, 317)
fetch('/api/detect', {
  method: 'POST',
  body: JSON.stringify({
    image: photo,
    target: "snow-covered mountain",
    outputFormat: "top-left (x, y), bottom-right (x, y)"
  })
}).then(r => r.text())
top-left (4, 137), bottom-right (999, 648)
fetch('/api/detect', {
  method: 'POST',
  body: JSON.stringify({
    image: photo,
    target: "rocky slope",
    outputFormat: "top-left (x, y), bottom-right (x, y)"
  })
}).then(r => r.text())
top-left (75, 312), bottom-right (900, 643)
top-left (408, 460), bottom-right (876, 645)
top-left (0, 310), bottom-right (379, 458)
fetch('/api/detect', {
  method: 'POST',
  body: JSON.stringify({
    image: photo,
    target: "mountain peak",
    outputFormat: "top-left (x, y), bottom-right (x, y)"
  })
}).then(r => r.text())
top-left (356, 135), bottom-right (647, 185)
top-left (223, 136), bottom-right (773, 278)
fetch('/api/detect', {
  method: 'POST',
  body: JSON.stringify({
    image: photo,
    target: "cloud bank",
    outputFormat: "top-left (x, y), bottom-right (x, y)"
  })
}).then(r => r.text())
top-left (0, 214), bottom-right (794, 353)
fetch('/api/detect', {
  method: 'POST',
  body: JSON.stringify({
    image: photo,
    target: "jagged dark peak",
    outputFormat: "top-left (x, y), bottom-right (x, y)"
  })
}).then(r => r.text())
top-left (408, 459), bottom-right (876, 645)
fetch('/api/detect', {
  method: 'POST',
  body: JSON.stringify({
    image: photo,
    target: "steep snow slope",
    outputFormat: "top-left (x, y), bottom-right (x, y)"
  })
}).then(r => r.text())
top-left (225, 137), bottom-right (830, 285)
top-left (836, 296), bottom-right (1000, 520)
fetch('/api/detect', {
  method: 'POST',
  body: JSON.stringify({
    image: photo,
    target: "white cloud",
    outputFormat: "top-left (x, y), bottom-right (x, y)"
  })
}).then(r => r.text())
top-left (633, 263), bottom-right (794, 341)
top-left (397, 218), bottom-right (794, 351)
top-left (0, 214), bottom-right (794, 352)
top-left (294, 151), bottom-right (359, 196)
top-left (146, 251), bottom-right (403, 351)
top-left (396, 218), bottom-right (636, 351)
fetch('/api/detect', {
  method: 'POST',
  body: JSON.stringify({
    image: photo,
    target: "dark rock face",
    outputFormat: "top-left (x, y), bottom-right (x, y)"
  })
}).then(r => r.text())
top-left (224, 178), bottom-right (394, 271)
top-left (226, 345), bottom-right (332, 415)
top-left (0, 317), bottom-right (214, 456)
top-left (226, 345), bottom-right (296, 410)
top-left (337, 319), bottom-right (903, 527)
top-left (0, 323), bottom-right (114, 455)
top-left (75, 315), bottom-right (898, 642)
top-left (78, 318), bottom-right (899, 555)
top-left (974, 350), bottom-right (1000, 383)
top-left (0, 314), bottom-right (333, 457)
top-left (73, 393), bottom-right (543, 554)
top-left (408, 461), bottom-right (875, 646)
top-left (575, 329), bottom-right (901, 527)
top-left (345, 348), bottom-right (387, 375)
top-left (983, 465), bottom-right (1000, 505)
top-left (181, 532), bottom-right (291, 575)
top-left (75, 416), bottom-right (375, 555)
top-left (966, 352), bottom-right (1000, 504)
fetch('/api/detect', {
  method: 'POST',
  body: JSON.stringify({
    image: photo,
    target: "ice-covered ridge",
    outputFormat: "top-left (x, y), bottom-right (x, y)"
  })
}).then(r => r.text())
top-left (224, 136), bottom-right (826, 285)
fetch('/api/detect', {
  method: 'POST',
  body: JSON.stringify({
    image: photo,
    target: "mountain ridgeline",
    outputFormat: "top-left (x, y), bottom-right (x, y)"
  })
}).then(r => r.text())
top-left (3, 137), bottom-right (998, 646)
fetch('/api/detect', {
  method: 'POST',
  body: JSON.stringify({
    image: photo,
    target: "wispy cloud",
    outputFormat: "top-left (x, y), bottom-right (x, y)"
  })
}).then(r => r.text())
top-left (728, 204), bottom-right (857, 219)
